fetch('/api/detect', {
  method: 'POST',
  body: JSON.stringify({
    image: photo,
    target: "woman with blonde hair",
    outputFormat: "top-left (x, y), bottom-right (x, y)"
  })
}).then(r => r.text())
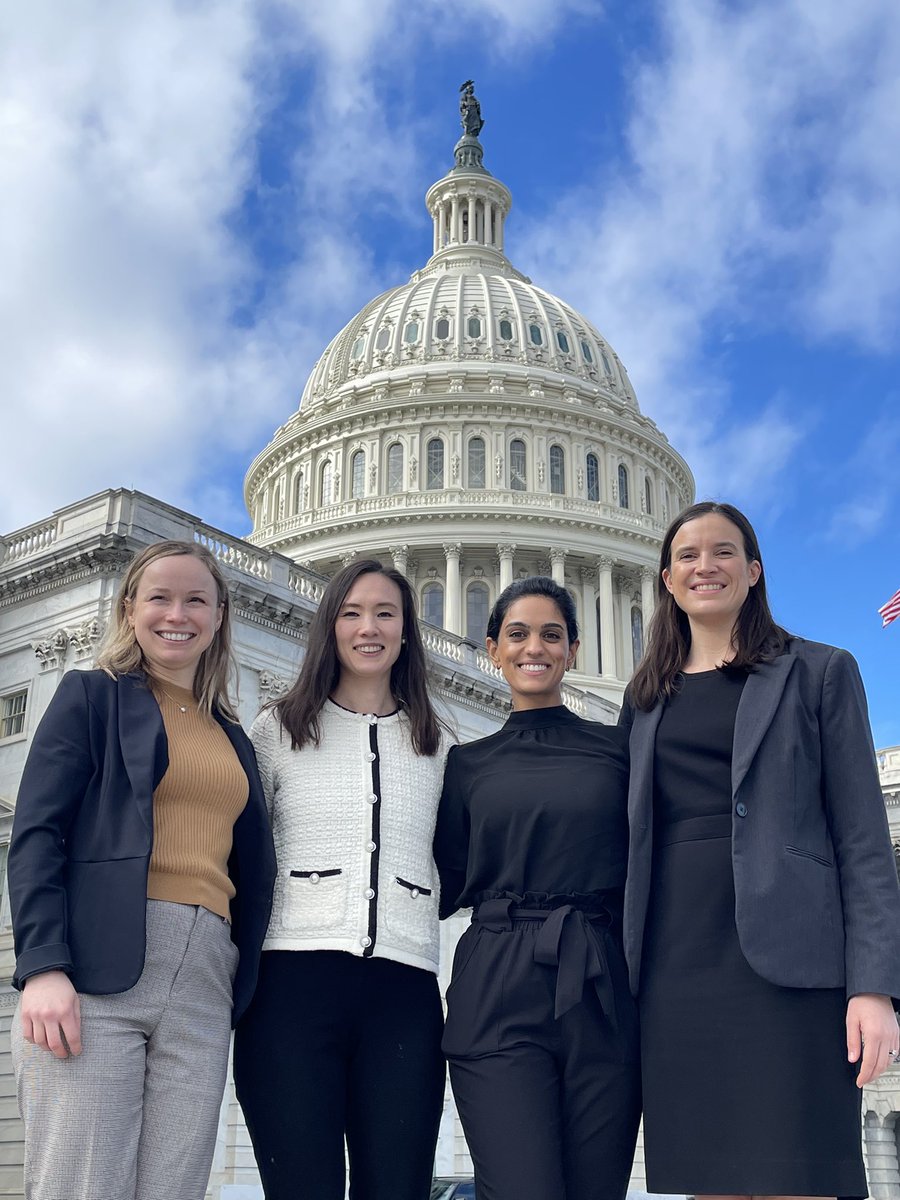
top-left (9, 539), bottom-right (276, 1200)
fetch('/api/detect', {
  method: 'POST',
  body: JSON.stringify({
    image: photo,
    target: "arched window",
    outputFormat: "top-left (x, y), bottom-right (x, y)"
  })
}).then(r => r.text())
top-left (351, 451), bottom-right (365, 500)
top-left (403, 321), bottom-right (419, 344)
top-left (631, 606), bottom-right (644, 666)
top-left (644, 476), bottom-right (653, 515)
top-left (586, 453), bottom-right (599, 502)
top-left (498, 318), bottom-right (514, 341)
top-left (435, 317), bottom-right (451, 340)
top-left (617, 464), bottom-right (629, 509)
top-left (466, 582), bottom-right (490, 645)
top-left (292, 470), bottom-right (304, 513)
top-left (468, 437), bottom-right (486, 488)
top-left (387, 443), bottom-right (404, 495)
top-left (556, 330), bottom-right (570, 353)
top-left (422, 583), bottom-right (444, 628)
top-left (549, 445), bottom-right (565, 495)
top-left (426, 438), bottom-right (444, 489)
top-left (319, 461), bottom-right (333, 507)
top-left (467, 316), bottom-right (482, 338)
top-left (529, 324), bottom-right (543, 347)
top-left (510, 439), bottom-right (527, 491)
top-left (272, 481), bottom-right (282, 520)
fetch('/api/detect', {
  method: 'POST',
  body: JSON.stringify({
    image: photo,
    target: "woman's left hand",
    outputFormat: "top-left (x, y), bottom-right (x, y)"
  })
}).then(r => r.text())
top-left (846, 992), bottom-right (899, 1087)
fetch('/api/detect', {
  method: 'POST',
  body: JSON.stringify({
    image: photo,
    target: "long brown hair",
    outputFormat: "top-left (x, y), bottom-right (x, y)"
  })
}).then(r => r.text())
top-left (96, 540), bottom-right (238, 720)
top-left (274, 559), bottom-right (442, 755)
top-left (627, 501), bottom-right (789, 711)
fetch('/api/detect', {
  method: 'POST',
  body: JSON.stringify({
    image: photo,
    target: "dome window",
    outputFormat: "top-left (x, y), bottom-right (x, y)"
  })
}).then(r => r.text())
top-left (351, 451), bottom-right (365, 500)
top-left (422, 582), bottom-right (444, 628)
top-left (468, 437), bottom-right (486, 488)
top-left (549, 445), bottom-right (565, 495)
top-left (601, 349), bottom-right (613, 376)
top-left (644, 476), bottom-right (653, 515)
top-left (292, 470), bottom-right (305, 513)
top-left (375, 328), bottom-right (391, 351)
top-left (467, 316), bottom-right (482, 339)
top-left (556, 331), bottom-right (570, 354)
top-left (581, 340), bottom-right (593, 364)
top-left (319, 460), bottom-right (334, 507)
top-left (435, 317), bottom-right (451, 340)
top-left (426, 438), bottom-right (444, 490)
top-left (617, 464), bottom-right (629, 509)
top-left (510, 439), bottom-right (527, 491)
top-left (498, 318), bottom-right (514, 341)
top-left (350, 336), bottom-right (365, 361)
top-left (586, 453), bottom-right (599, 503)
top-left (466, 582), bottom-right (490, 645)
top-left (387, 443), bottom-right (404, 495)
top-left (529, 324), bottom-right (543, 347)
top-left (404, 321), bottom-right (419, 344)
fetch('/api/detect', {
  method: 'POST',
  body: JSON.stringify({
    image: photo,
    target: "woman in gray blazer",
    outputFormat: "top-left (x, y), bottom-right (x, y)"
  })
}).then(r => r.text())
top-left (619, 500), bottom-right (900, 1200)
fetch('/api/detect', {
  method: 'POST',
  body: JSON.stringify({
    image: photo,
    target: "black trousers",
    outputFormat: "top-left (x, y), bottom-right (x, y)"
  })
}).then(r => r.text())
top-left (445, 903), bottom-right (641, 1200)
top-left (233, 950), bottom-right (445, 1200)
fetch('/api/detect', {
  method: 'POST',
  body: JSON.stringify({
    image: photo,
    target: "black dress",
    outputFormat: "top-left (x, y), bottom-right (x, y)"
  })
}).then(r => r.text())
top-left (434, 705), bottom-right (641, 1200)
top-left (640, 670), bottom-right (866, 1197)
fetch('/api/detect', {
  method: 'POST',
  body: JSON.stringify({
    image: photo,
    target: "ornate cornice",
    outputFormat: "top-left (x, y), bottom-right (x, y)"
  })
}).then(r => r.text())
top-left (0, 545), bottom-right (131, 607)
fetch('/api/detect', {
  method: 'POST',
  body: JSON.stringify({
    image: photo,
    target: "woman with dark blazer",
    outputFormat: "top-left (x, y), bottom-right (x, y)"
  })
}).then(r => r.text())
top-left (619, 500), bottom-right (900, 1200)
top-left (8, 540), bottom-right (276, 1200)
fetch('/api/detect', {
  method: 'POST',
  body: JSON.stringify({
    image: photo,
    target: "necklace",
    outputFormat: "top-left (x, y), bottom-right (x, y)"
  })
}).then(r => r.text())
top-left (154, 686), bottom-right (195, 714)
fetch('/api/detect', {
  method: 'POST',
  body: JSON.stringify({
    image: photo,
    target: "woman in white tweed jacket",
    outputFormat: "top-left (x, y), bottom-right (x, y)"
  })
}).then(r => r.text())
top-left (234, 559), bottom-right (450, 1200)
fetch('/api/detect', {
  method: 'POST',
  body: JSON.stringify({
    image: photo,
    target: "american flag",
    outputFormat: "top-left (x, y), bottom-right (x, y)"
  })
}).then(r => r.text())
top-left (879, 588), bottom-right (900, 628)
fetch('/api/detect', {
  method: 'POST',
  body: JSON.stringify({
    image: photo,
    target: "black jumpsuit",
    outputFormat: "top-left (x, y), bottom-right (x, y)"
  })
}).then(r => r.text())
top-left (433, 705), bottom-right (640, 1200)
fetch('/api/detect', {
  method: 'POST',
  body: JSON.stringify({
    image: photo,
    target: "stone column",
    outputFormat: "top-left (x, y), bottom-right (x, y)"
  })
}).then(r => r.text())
top-left (640, 567), bottom-right (656, 630)
top-left (437, 204), bottom-right (446, 250)
top-left (616, 574), bottom-right (634, 679)
top-left (496, 209), bottom-right (505, 251)
top-left (497, 543), bottom-right (516, 591)
top-left (389, 544), bottom-right (409, 577)
top-left (450, 196), bottom-right (460, 244)
top-left (865, 1115), bottom-right (900, 1197)
top-left (484, 201), bottom-right (493, 246)
top-left (443, 543), bottom-right (462, 635)
top-left (597, 556), bottom-right (616, 679)
top-left (467, 194), bottom-right (476, 244)
top-left (580, 566), bottom-right (599, 675)
top-left (550, 548), bottom-right (566, 586)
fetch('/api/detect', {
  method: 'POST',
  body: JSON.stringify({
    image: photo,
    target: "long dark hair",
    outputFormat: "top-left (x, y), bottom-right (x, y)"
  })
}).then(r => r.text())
top-left (273, 559), bottom-right (442, 755)
top-left (487, 576), bottom-right (579, 643)
top-left (628, 501), bottom-right (789, 711)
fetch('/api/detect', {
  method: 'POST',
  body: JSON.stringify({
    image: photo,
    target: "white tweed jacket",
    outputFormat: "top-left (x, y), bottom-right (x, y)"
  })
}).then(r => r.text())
top-left (250, 701), bottom-right (450, 974)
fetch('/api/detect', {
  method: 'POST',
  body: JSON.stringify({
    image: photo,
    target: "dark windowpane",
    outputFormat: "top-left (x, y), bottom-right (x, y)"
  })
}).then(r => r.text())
top-left (435, 317), bottom-right (450, 339)
top-left (388, 444), bottom-right (403, 494)
top-left (351, 336), bottom-right (365, 360)
top-left (581, 339), bottom-right (593, 363)
top-left (404, 322), bottom-right (419, 344)
top-left (468, 438), bottom-right (486, 488)
top-left (375, 328), bottom-right (390, 350)
top-left (422, 584), bottom-right (444, 627)
top-left (586, 453), bottom-right (599, 502)
top-left (510, 440), bottom-right (526, 491)
top-left (556, 330), bottom-right (570, 353)
top-left (499, 319), bottom-right (513, 340)
top-left (618, 464), bottom-right (629, 509)
top-left (320, 461), bottom-right (333, 506)
top-left (466, 583), bottom-right (490, 644)
top-left (1, 690), bottom-right (27, 738)
top-left (426, 438), bottom-right (444, 489)
top-left (351, 451), bottom-right (365, 499)
top-left (529, 324), bottom-right (543, 346)
top-left (549, 445), bottom-right (565, 495)
top-left (467, 316), bottom-right (482, 338)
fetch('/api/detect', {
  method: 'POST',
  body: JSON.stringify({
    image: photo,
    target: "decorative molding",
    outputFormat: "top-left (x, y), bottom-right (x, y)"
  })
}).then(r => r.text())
top-left (66, 618), bottom-right (103, 660)
top-left (33, 628), bottom-right (69, 670)
top-left (257, 669), bottom-right (291, 698)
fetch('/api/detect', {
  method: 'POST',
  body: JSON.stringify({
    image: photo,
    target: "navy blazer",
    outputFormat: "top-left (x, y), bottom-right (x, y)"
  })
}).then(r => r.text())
top-left (8, 669), bottom-right (276, 1025)
top-left (620, 638), bottom-right (900, 1001)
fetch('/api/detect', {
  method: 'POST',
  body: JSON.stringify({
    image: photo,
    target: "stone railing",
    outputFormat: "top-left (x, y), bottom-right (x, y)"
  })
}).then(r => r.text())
top-left (192, 527), bottom-right (273, 580)
top-left (0, 518), bottom-right (59, 565)
top-left (251, 490), bottom-right (663, 543)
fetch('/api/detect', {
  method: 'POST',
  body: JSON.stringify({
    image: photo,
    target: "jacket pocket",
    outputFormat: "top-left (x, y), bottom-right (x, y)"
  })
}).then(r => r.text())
top-left (785, 845), bottom-right (834, 869)
top-left (395, 876), bottom-right (432, 897)
top-left (277, 867), bottom-right (347, 933)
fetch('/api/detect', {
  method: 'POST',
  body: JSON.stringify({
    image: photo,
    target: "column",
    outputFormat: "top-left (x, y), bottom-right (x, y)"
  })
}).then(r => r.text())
top-left (389, 544), bottom-right (409, 577)
top-left (597, 556), bottom-right (616, 679)
top-left (616, 574), bottom-right (634, 679)
top-left (437, 204), bottom-right (446, 249)
top-left (450, 196), bottom-right (460, 244)
top-left (467, 194), bottom-right (476, 244)
top-left (484, 201), bottom-right (493, 246)
top-left (443, 543), bottom-right (462, 635)
top-left (497, 543), bottom-right (515, 591)
top-left (580, 566), bottom-right (599, 676)
top-left (640, 566), bottom-right (656, 630)
top-left (550, 548), bottom-right (566, 586)
top-left (864, 1115), bottom-right (900, 1197)
top-left (496, 209), bottom-right (505, 251)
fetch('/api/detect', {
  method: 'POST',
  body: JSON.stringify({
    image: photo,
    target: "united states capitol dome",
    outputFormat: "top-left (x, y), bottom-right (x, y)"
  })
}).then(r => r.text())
top-left (245, 85), bottom-right (694, 705)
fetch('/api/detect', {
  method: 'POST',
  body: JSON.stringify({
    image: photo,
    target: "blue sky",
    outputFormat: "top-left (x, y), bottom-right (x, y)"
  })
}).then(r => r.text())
top-left (3, 0), bottom-right (900, 744)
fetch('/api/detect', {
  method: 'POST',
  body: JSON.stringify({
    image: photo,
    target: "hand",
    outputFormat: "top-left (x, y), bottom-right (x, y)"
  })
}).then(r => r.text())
top-left (846, 992), bottom-right (898, 1087)
top-left (21, 971), bottom-right (82, 1059)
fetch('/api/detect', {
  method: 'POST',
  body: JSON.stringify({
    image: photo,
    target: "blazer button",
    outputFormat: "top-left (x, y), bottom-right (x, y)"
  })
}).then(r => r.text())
top-left (735, 802), bottom-right (748, 817)
top-left (366, 840), bottom-right (377, 852)
top-left (360, 936), bottom-right (372, 948)
top-left (309, 872), bottom-right (320, 883)
top-left (410, 888), bottom-right (420, 898)
top-left (366, 793), bottom-right (379, 804)
top-left (365, 751), bottom-right (376, 761)
top-left (364, 888), bottom-right (375, 899)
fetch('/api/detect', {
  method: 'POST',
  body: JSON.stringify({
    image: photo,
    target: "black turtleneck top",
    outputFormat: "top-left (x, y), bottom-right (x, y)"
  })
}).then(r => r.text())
top-left (433, 705), bottom-right (630, 919)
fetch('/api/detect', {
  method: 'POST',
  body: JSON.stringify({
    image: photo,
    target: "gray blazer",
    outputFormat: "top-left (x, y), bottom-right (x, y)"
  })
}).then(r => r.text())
top-left (620, 637), bottom-right (900, 1000)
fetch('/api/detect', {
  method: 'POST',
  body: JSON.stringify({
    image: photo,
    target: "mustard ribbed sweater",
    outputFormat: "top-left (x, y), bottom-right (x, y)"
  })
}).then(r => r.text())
top-left (147, 683), bottom-right (249, 920)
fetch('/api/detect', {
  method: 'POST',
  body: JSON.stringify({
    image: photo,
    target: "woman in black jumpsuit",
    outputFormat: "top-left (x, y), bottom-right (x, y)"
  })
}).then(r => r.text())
top-left (434, 577), bottom-right (640, 1200)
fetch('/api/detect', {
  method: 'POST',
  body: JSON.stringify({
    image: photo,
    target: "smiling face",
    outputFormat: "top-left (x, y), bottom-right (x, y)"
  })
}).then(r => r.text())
top-left (487, 594), bottom-right (578, 710)
top-left (333, 572), bottom-right (404, 688)
top-left (125, 554), bottom-right (224, 689)
top-left (662, 512), bottom-right (761, 635)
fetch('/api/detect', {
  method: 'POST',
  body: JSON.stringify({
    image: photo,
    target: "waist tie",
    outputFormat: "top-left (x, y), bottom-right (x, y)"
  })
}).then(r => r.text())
top-left (473, 897), bottom-right (618, 1026)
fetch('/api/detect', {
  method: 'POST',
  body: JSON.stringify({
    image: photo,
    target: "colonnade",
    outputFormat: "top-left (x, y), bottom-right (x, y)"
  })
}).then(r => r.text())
top-left (381, 541), bottom-right (657, 681)
top-left (433, 192), bottom-right (506, 253)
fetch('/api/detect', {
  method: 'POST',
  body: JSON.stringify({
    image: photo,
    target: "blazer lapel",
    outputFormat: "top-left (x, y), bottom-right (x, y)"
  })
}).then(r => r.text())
top-left (628, 704), bottom-right (663, 837)
top-left (117, 673), bottom-right (168, 833)
top-left (731, 652), bottom-right (796, 796)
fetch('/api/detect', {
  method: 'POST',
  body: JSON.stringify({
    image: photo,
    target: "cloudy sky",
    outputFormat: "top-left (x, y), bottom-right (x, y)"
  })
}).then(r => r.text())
top-left (3, 0), bottom-right (900, 743)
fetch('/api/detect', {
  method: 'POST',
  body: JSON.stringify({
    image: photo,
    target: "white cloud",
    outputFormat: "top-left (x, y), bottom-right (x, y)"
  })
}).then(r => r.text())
top-left (517, 0), bottom-right (900, 501)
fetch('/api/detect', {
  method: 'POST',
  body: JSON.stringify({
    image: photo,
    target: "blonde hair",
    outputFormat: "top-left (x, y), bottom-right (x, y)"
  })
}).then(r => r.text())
top-left (96, 540), bottom-right (239, 721)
